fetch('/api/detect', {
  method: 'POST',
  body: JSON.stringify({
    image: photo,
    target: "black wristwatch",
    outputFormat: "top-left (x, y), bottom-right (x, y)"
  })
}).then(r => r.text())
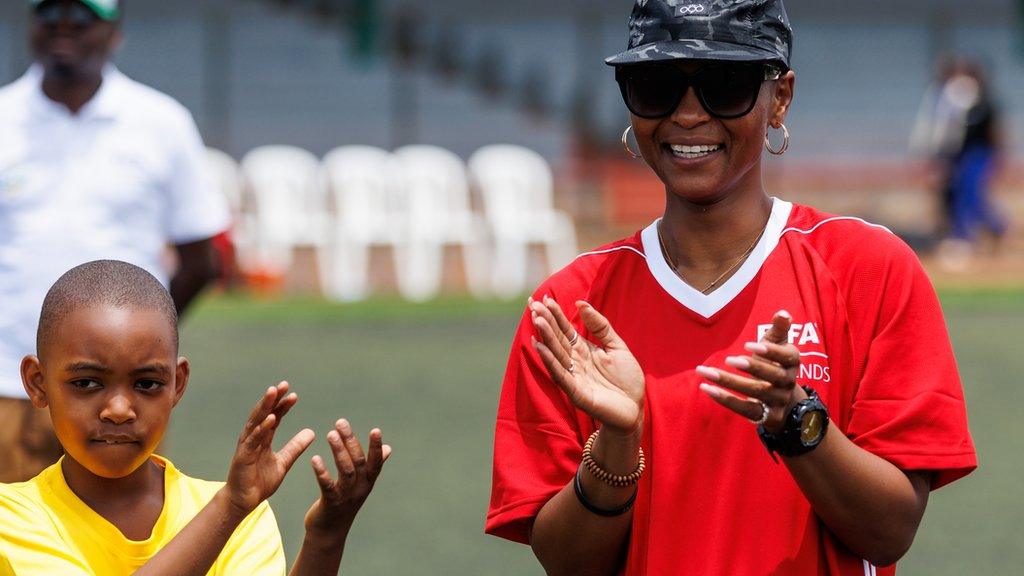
top-left (758, 386), bottom-right (829, 462)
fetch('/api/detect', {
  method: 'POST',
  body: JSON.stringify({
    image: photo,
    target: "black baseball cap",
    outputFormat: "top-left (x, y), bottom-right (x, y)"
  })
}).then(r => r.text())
top-left (606, 0), bottom-right (793, 68)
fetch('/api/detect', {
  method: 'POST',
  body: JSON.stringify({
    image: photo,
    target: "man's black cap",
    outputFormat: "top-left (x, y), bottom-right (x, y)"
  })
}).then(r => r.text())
top-left (606, 0), bottom-right (793, 68)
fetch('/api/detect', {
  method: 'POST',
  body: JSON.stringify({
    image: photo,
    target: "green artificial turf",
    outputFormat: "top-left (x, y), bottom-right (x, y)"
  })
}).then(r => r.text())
top-left (168, 291), bottom-right (1023, 575)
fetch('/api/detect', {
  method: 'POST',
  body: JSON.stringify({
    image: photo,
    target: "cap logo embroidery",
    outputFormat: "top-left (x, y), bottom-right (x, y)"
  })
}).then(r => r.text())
top-left (677, 3), bottom-right (708, 16)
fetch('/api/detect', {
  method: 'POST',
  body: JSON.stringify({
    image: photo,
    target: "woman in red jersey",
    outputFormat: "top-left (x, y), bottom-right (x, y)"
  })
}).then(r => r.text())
top-left (485, 1), bottom-right (976, 575)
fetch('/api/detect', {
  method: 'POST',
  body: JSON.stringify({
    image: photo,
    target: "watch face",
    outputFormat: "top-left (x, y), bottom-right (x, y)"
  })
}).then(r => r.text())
top-left (800, 410), bottom-right (825, 444)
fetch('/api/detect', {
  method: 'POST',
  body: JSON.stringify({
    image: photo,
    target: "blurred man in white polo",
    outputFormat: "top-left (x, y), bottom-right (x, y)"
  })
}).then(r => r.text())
top-left (0, 0), bottom-right (230, 481)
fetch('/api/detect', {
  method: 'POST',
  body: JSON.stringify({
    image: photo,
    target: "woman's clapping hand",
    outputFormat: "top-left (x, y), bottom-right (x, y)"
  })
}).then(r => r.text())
top-left (697, 311), bottom-right (807, 431)
top-left (529, 297), bottom-right (645, 438)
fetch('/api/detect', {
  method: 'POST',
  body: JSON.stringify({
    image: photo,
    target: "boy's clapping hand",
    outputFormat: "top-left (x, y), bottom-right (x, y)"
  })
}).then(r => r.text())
top-left (304, 420), bottom-right (391, 540)
top-left (213, 381), bottom-right (391, 576)
top-left (136, 381), bottom-right (319, 576)
top-left (225, 382), bottom-right (315, 517)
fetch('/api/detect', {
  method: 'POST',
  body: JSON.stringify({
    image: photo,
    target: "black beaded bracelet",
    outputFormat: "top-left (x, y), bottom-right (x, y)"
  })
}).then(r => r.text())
top-left (573, 466), bottom-right (638, 517)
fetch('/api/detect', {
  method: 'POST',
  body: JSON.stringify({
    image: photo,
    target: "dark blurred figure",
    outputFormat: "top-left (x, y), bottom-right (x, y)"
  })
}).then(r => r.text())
top-left (948, 61), bottom-right (1007, 247)
top-left (912, 57), bottom-right (1007, 268)
top-left (0, 0), bottom-right (229, 482)
top-left (911, 56), bottom-right (968, 235)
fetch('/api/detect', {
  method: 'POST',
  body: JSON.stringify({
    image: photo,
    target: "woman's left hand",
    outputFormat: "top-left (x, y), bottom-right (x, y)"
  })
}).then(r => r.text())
top-left (696, 311), bottom-right (807, 432)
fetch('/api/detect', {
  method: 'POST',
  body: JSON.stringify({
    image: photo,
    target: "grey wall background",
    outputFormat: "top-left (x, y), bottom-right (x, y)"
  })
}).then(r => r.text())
top-left (2, 0), bottom-right (1022, 164)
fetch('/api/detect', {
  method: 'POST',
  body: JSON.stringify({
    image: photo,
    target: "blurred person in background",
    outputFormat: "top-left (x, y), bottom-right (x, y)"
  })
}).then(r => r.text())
top-left (910, 56), bottom-right (967, 235)
top-left (912, 57), bottom-right (1008, 268)
top-left (487, 1), bottom-right (976, 575)
top-left (943, 60), bottom-right (1008, 265)
top-left (0, 0), bottom-right (229, 482)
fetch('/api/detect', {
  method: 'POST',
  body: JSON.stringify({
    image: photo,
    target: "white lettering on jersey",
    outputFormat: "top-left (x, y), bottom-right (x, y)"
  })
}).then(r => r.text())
top-left (756, 322), bottom-right (821, 345)
top-left (799, 363), bottom-right (831, 383)
top-left (755, 319), bottom-right (829, 385)
top-left (798, 322), bottom-right (819, 346)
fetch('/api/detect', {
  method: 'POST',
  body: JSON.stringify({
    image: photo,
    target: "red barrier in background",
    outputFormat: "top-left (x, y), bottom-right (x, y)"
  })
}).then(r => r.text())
top-left (592, 155), bottom-right (1024, 230)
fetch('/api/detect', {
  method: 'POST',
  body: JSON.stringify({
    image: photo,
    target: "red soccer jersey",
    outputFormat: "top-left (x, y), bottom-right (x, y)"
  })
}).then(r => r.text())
top-left (486, 199), bottom-right (976, 576)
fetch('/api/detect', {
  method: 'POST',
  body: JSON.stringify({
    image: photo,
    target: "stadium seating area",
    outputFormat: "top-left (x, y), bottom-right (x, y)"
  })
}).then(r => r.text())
top-left (2, 0), bottom-right (1018, 296)
top-left (209, 144), bottom-right (578, 301)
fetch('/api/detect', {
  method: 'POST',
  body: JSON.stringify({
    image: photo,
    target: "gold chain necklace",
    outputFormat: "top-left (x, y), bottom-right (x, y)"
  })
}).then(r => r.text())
top-left (657, 219), bottom-right (768, 295)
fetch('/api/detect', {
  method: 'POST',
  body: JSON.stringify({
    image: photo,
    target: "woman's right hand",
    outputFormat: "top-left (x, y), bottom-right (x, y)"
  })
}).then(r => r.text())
top-left (529, 297), bottom-right (645, 439)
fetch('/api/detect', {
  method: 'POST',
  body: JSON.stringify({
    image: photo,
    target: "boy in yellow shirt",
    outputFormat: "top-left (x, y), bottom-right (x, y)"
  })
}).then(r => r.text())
top-left (0, 260), bottom-right (390, 575)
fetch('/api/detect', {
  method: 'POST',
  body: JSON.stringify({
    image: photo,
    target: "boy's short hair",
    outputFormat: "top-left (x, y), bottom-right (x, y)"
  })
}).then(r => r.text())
top-left (37, 260), bottom-right (178, 356)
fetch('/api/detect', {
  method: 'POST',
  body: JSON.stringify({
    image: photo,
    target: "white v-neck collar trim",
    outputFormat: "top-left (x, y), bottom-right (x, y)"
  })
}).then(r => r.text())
top-left (641, 198), bottom-right (793, 319)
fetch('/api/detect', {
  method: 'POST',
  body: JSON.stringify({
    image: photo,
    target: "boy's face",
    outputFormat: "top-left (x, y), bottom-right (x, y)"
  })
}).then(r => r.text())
top-left (22, 304), bottom-right (188, 479)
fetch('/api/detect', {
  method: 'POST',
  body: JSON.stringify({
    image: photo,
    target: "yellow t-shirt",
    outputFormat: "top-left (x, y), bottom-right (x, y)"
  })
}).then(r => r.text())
top-left (0, 456), bottom-right (286, 575)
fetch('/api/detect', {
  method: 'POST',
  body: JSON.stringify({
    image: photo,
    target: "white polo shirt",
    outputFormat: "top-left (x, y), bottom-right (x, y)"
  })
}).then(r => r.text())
top-left (0, 65), bottom-right (230, 398)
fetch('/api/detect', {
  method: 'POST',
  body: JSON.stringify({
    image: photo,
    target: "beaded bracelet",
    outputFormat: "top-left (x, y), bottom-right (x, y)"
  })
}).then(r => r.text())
top-left (580, 430), bottom-right (645, 488)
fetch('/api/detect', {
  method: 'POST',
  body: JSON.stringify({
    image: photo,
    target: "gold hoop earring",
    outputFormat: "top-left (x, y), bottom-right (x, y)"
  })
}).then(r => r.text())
top-left (765, 123), bottom-right (790, 156)
top-left (622, 125), bottom-right (642, 160)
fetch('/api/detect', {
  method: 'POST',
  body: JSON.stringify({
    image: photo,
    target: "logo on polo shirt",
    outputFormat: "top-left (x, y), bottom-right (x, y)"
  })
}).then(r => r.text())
top-left (0, 166), bottom-right (26, 201)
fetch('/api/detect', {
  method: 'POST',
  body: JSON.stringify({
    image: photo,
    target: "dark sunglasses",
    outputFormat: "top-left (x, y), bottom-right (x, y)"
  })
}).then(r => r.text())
top-left (615, 62), bottom-right (783, 120)
top-left (34, 1), bottom-right (99, 27)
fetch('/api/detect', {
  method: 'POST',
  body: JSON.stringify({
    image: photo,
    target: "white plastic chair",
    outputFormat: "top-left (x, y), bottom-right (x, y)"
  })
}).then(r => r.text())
top-left (240, 145), bottom-right (329, 276)
top-left (468, 145), bottom-right (578, 299)
top-left (206, 148), bottom-right (243, 213)
top-left (205, 148), bottom-right (255, 267)
top-left (394, 145), bottom-right (489, 301)
top-left (320, 146), bottom-right (407, 302)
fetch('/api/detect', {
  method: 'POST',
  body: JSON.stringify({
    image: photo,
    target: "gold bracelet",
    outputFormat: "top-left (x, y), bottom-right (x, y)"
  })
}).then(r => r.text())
top-left (580, 430), bottom-right (645, 488)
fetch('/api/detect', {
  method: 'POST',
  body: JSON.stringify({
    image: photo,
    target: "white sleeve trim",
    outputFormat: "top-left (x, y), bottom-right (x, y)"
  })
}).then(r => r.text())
top-left (574, 246), bottom-right (647, 260)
